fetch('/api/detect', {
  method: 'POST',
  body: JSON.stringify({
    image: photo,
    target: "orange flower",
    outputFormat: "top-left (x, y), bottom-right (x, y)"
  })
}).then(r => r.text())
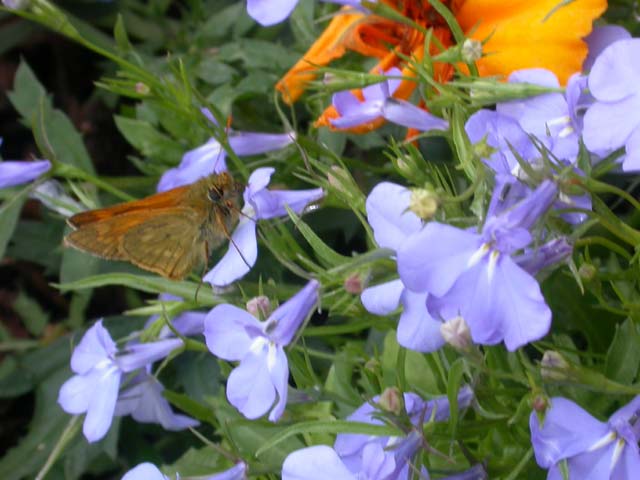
top-left (276, 0), bottom-right (607, 132)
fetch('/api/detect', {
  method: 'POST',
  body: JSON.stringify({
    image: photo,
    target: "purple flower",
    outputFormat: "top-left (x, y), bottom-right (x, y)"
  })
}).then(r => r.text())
top-left (381, 99), bottom-right (449, 132)
top-left (283, 387), bottom-right (474, 480)
top-left (247, 0), bottom-right (363, 27)
top-left (114, 371), bottom-right (199, 431)
top-left (584, 25), bottom-right (632, 72)
top-left (204, 280), bottom-right (319, 421)
top-left (203, 167), bottom-right (324, 286)
top-left (583, 39), bottom-right (640, 171)
top-left (398, 181), bottom-right (557, 351)
top-left (360, 182), bottom-right (446, 353)
top-left (330, 68), bottom-right (402, 129)
top-left (122, 461), bottom-right (247, 480)
top-left (0, 160), bottom-right (51, 189)
top-left (57, 321), bottom-right (184, 442)
top-left (157, 120), bottom-right (294, 192)
top-left (497, 69), bottom-right (582, 162)
top-left (530, 396), bottom-right (640, 479)
top-left (146, 293), bottom-right (206, 338)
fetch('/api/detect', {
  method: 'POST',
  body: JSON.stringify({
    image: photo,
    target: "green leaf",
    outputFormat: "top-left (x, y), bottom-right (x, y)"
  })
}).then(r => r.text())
top-left (0, 185), bottom-right (29, 260)
top-left (163, 390), bottom-right (217, 425)
top-left (114, 115), bottom-right (184, 164)
top-left (6, 60), bottom-right (46, 120)
top-left (605, 318), bottom-right (640, 384)
top-left (286, 206), bottom-right (349, 268)
top-left (13, 291), bottom-right (50, 336)
top-left (114, 14), bottom-right (132, 52)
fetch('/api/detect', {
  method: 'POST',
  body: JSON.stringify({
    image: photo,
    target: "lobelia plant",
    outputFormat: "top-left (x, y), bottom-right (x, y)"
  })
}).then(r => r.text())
top-left (1, 1), bottom-right (640, 480)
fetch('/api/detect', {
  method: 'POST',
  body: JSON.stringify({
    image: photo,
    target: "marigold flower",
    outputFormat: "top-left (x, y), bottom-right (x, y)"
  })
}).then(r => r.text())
top-left (276, 0), bottom-right (606, 132)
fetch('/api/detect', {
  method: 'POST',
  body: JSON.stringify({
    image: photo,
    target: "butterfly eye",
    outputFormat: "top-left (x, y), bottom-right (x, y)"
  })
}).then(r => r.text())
top-left (208, 189), bottom-right (222, 202)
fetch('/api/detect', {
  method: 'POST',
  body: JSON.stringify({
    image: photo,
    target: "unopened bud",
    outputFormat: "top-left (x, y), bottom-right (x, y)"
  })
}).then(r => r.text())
top-left (472, 136), bottom-right (496, 160)
top-left (327, 166), bottom-right (351, 195)
top-left (409, 189), bottom-right (438, 220)
top-left (531, 394), bottom-right (548, 413)
top-left (440, 316), bottom-right (472, 351)
top-left (379, 387), bottom-right (403, 416)
top-left (344, 274), bottom-right (364, 294)
top-left (135, 82), bottom-right (150, 95)
top-left (540, 351), bottom-right (570, 381)
top-left (461, 39), bottom-right (483, 63)
top-left (578, 263), bottom-right (597, 282)
top-left (246, 295), bottom-right (272, 319)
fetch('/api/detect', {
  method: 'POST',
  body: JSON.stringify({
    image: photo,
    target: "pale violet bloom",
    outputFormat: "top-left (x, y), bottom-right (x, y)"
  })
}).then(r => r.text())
top-left (205, 280), bottom-right (319, 421)
top-left (0, 159), bottom-right (51, 189)
top-left (146, 293), bottom-right (206, 339)
top-left (583, 25), bottom-right (632, 72)
top-left (360, 182), bottom-right (445, 353)
top-left (398, 181), bottom-right (558, 351)
top-left (330, 68), bottom-right (402, 129)
top-left (283, 387), bottom-right (475, 480)
top-left (247, 0), bottom-right (363, 26)
top-left (497, 69), bottom-right (583, 162)
top-left (57, 321), bottom-right (186, 442)
top-left (122, 461), bottom-right (247, 480)
top-left (114, 371), bottom-right (198, 431)
top-left (381, 98), bottom-right (449, 133)
top-left (158, 131), bottom-right (295, 192)
top-left (531, 396), bottom-right (640, 479)
top-left (583, 39), bottom-right (640, 171)
top-left (204, 168), bottom-right (324, 287)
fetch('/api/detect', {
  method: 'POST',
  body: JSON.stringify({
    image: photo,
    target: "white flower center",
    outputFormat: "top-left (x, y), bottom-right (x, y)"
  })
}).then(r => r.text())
top-left (467, 243), bottom-right (491, 268)
top-left (249, 336), bottom-right (278, 371)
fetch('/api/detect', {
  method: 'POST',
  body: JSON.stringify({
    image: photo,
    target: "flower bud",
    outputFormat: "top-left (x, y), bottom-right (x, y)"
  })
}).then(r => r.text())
top-left (343, 274), bottom-right (364, 294)
top-left (379, 387), bottom-right (403, 416)
top-left (246, 295), bottom-right (272, 319)
top-left (409, 188), bottom-right (439, 220)
top-left (440, 316), bottom-right (472, 351)
top-left (461, 38), bottom-right (483, 63)
top-left (540, 350), bottom-right (570, 381)
top-left (578, 263), bottom-right (597, 282)
top-left (135, 82), bottom-right (150, 95)
top-left (531, 394), bottom-right (548, 413)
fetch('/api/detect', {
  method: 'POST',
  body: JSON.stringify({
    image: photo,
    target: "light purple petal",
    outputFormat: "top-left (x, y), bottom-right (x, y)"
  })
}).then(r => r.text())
top-left (203, 216), bottom-right (258, 287)
top-left (588, 39), bottom-right (640, 102)
top-left (398, 222), bottom-right (481, 296)
top-left (117, 375), bottom-right (199, 430)
top-left (229, 131), bottom-right (295, 156)
top-left (564, 444), bottom-right (615, 479)
top-left (333, 91), bottom-right (362, 115)
top-left (515, 237), bottom-right (572, 275)
top-left (361, 442), bottom-right (396, 479)
top-left (583, 94), bottom-right (640, 154)
top-left (0, 160), bottom-right (51, 189)
top-left (530, 397), bottom-right (610, 468)
top-left (330, 101), bottom-right (384, 129)
top-left (247, 0), bottom-right (298, 26)
top-left (251, 188), bottom-right (325, 220)
top-left (611, 445), bottom-right (640, 480)
top-left (122, 463), bottom-right (168, 480)
top-left (609, 395), bottom-right (640, 433)
top-left (70, 320), bottom-right (117, 374)
top-left (623, 124), bottom-right (640, 172)
top-left (267, 346), bottom-right (289, 421)
top-left (170, 311), bottom-right (206, 337)
top-left (365, 182), bottom-right (421, 250)
top-left (58, 372), bottom-right (101, 415)
top-left (208, 463), bottom-right (248, 480)
top-left (397, 290), bottom-right (445, 353)
top-left (82, 366), bottom-right (122, 442)
top-left (116, 338), bottom-right (183, 372)
top-left (204, 304), bottom-right (263, 361)
top-left (382, 99), bottom-right (449, 132)
top-left (507, 68), bottom-right (560, 88)
top-left (157, 138), bottom-right (227, 192)
top-left (245, 167), bottom-right (274, 198)
top-left (227, 348), bottom-right (276, 419)
top-left (362, 68), bottom-right (402, 102)
top-left (361, 279), bottom-right (404, 315)
top-left (269, 280), bottom-right (319, 345)
top-left (282, 446), bottom-right (356, 480)
top-left (584, 25), bottom-right (632, 72)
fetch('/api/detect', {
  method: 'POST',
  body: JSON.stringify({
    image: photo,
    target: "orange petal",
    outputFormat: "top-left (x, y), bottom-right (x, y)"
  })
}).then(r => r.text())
top-left (276, 9), bottom-right (365, 104)
top-left (454, 0), bottom-right (607, 84)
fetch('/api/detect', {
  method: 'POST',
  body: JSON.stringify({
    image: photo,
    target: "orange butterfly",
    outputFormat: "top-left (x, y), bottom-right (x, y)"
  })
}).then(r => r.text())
top-left (64, 172), bottom-right (244, 280)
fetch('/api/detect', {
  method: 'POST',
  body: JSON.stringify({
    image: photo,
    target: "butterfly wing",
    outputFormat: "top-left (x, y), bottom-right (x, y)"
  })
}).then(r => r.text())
top-left (68, 185), bottom-right (192, 228)
top-left (120, 208), bottom-right (205, 280)
top-left (64, 210), bottom-right (156, 260)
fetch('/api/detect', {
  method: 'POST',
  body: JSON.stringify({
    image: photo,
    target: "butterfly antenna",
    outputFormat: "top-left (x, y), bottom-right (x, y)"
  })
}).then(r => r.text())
top-left (194, 241), bottom-right (211, 304)
top-left (217, 210), bottom-right (253, 269)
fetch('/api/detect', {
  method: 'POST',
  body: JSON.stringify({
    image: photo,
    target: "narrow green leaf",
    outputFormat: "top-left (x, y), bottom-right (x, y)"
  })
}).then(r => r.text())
top-left (605, 318), bottom-right (640, 384)
top-left (447, 358), bottom-right (466, 436)
top-left (0, 185), bottom-right (30, 259)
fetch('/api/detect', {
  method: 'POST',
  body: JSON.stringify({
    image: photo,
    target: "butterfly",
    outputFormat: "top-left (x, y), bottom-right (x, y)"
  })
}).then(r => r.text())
top-left (64, 172), bottom-right (244, 280)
